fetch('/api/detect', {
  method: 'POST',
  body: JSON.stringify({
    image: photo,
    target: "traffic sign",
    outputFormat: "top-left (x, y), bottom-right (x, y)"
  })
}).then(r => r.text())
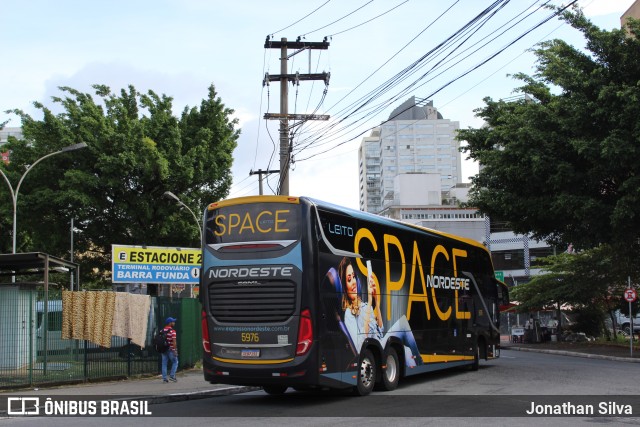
top-left (624, 288), bottom-right (637, 302)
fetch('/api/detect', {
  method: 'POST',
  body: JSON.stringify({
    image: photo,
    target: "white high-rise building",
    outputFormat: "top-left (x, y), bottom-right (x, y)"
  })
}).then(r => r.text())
top-left (359, 97), bottom-right (461, 213)
top-left (358, 127), bottom-right (382, 213)
top-left (0, 127), bottom-right (22, 145)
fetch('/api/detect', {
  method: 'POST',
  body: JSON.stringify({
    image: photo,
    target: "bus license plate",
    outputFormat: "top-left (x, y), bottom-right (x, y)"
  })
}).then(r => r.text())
top-left (241, 349), bottom-right (260, 358)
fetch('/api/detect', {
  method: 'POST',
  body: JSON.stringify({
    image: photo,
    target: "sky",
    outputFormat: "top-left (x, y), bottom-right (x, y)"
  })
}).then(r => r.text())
top-left (1, 0), bottom-right (635, 210)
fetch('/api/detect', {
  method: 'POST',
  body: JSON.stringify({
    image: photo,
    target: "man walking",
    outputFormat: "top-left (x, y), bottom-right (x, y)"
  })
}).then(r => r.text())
top-left (161, 317), bottom-right (178, 383)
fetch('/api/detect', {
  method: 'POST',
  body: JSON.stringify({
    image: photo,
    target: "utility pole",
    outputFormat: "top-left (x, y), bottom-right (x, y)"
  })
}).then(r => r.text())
top-left (249, 169), bottom-right (279, 195)
top-left (263, 37), bottom-right (331, 195)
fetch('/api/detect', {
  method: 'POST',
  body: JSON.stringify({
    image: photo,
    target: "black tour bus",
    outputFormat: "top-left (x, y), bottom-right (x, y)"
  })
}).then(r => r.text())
top-left (200, 195), bottom-right (508, 395)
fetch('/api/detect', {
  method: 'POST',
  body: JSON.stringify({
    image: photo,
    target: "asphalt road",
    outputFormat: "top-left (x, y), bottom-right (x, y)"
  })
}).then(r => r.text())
top-left (3, 350), bottom-right (640, 426)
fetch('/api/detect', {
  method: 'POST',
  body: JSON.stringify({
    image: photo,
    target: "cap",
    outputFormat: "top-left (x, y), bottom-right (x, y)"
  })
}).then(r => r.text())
top-left (165, 317), bottom-right (177, 324)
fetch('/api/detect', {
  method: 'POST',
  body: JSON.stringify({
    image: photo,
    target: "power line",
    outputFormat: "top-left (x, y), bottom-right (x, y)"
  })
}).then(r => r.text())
top-left (296, 0), bottom-right (554, 154)
top-left (292, 0), bottom-right (462, 156)
top-left (295, 0), bottom-right (501, 143)
top-left (295, 1), bottom-right (577, 162)
top-left (262, 38), bottom-right (331, 195)
top-left (269, 0), bottom-right (332, 36)
top-left (327, 0), bottom-right (410, 38)
top-left (294, 1), bottom-right (508, 155)
top-left (298, 0), bottom-right (374, 38)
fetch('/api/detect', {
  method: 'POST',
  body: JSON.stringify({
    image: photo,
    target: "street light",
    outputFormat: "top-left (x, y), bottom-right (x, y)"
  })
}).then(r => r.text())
top-left (0, 142), bottom-right (88, 253)
top-left (163, 191), bottom-right (203, 244)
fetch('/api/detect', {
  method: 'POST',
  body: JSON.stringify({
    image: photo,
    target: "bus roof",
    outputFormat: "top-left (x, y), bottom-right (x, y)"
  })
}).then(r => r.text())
top-left (305, 196), bottom-right (490, 254)
top-left (207, 195), bottom-right (489, 255)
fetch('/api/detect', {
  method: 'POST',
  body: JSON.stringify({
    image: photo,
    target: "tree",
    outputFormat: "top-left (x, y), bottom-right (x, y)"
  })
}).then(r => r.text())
top-left (458, 10), bottom-right (640, 264)
top-left (2, 84), bottom-right (239, 285)
top-left (510, 245), bottom-right (629, 338)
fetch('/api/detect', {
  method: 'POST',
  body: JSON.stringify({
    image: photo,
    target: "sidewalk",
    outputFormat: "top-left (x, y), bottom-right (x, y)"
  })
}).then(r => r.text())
top-left (501, 336), bottom-right (640, 363)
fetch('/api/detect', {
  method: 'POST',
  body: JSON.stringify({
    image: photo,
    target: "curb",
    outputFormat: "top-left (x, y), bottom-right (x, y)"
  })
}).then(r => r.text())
top-left (140, 385), bottom-right (261, 404)
top-left (504, 346), bottom-right (640, 363)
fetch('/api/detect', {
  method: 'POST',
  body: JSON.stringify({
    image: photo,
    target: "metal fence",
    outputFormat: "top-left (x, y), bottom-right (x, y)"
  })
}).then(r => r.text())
top-left (0, 287), bottom-right (202, 390)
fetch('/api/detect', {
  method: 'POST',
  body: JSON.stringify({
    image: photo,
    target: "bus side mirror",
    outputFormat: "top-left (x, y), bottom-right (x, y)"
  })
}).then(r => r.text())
top-left (497, 281), bottom-right (509, 307)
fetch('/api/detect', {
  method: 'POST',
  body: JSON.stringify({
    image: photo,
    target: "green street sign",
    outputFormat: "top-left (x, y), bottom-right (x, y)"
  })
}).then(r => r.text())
top-left (495, 271), bottom-right (504, 282)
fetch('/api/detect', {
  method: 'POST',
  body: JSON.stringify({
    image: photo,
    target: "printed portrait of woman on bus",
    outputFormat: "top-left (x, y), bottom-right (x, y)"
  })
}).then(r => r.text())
top-left (338, 257), bottom-right (384, 352)
top-left (337, 256), bottom-right (423, 367)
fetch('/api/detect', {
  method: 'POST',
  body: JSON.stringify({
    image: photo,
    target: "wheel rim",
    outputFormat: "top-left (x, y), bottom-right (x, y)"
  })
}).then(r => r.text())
top-left (359, 356), bottom-right (374, 389)
top-left (385, 354), bottom-right (397, 383)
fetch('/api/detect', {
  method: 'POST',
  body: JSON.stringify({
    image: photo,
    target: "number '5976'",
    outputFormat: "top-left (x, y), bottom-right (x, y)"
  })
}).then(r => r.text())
top-left (241, 333), bottom-right (259, 342)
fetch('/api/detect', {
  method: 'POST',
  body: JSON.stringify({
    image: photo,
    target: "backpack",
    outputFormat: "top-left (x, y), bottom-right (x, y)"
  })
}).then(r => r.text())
top-left (153, 329), bottom-right (170, 353)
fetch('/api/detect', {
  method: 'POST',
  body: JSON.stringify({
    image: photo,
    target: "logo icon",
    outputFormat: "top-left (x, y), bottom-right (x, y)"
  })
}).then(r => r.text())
top-left (7, 397), bottom-right (39, 415)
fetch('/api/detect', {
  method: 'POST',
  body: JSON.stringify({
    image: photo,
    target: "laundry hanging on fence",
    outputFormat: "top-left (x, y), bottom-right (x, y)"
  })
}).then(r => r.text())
top-left (61, 290), bottom-right (116, 348)
top-left (61, 290), bottom-right (73, 340)
top-left (129, 294), bottom-right (151, 348)
top-left (111, 292), bottom-right (129, 339)
top-left (87, 291), bottom-right (116, 347)
top-left (112, 292), bottom-right (151, 348)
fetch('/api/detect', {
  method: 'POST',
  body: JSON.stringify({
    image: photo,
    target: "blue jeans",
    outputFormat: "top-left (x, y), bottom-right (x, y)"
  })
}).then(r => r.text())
top-left (162, 350), bottom-right (178, 380)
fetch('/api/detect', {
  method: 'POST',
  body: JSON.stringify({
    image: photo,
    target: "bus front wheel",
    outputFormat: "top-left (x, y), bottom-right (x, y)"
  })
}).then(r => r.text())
top-left (354, 349), bottom-right (376, 396)
top-left (380, 347), bottom-right (399, 391)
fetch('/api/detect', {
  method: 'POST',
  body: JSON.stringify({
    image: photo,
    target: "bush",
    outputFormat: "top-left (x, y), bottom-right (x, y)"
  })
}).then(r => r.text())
top-left (569, 307), bottom-right (604, 337)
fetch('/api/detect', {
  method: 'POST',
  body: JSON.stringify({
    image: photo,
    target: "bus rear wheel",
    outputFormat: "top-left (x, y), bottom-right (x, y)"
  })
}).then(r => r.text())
top-left (354, 349), bottom-right (376, 396)
top-left (380, 347), bottom-right (400, 391)
top-left (263, 385), bottom-right (288, 395)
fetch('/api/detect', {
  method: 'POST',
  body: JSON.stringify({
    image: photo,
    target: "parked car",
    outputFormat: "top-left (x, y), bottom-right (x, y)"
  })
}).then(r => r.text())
top-left (612, 310), bottom-right (640, 335)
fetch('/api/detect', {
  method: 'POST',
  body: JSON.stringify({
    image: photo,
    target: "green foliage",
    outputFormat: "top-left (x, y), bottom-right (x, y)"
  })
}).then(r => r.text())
top-left (1, 84), bottom-right (239, 286)
top-left (458, 10), bottom-right (640, 262)
top-left (510, 245), bottom-right (629, 333)
top-left (570, 306), bottom-right (605, 337)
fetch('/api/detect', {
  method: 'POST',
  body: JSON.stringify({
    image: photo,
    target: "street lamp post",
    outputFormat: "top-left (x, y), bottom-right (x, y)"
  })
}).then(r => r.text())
top-left (0, 142), bottom-right (88, 253)
top-left (163, 191), bottom-right (203, 243)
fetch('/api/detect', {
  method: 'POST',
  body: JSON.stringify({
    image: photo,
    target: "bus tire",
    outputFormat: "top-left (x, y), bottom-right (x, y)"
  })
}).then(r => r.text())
top-left (263, 385), bottom-right (288, 395)
top-left (354, 348), bottom-right (376, 396)
top-left (380, 347), bottom-right (400, 391)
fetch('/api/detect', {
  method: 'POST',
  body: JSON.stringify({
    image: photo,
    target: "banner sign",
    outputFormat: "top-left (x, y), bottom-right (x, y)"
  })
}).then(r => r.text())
top-left (111, 244), bottom-right (201, 284)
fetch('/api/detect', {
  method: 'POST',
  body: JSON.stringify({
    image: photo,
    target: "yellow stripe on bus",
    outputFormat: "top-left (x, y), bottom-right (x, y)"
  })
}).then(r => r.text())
top-left (420, 354), bottom-right (475, 363)
top-left (408, 222), bottom-right (490, 252)
top-left (208, 195), bottom-right (300, 210)
top-left (212, 356), bottom-right (294, 365)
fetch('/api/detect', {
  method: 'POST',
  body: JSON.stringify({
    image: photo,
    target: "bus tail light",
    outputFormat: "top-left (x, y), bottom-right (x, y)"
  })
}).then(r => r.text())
top-left (296, 309), bottom-right (313, 356)
top-left (201, 311), bottom-right (211, 354)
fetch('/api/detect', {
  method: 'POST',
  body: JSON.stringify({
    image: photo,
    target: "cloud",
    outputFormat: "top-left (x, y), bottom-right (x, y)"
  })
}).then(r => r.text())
top-left (231, 107), bottom-right (258, 127)
top-left (579, 0), bottom-right (635, 17)
top-left (38, 62), bottom-right (222, 117)
top-left (290, 148), bottom-right (360, 208)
